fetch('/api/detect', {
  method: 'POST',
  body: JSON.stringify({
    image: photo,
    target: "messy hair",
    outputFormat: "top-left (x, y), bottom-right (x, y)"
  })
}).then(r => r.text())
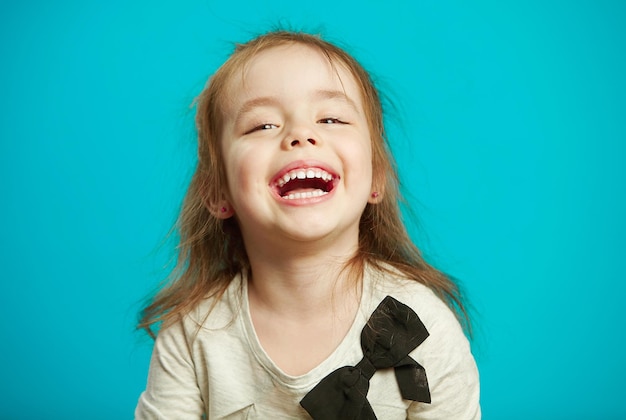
top-left (138, 30), bottom-right (469, 337)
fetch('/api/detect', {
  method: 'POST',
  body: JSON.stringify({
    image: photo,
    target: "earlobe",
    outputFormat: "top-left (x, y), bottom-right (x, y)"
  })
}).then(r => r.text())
top-left (369, 171), bottom-right (386, 204)
top-left (368, 190), bottom-right (383, 204)
top-left (209, 200), bottom-right (235, 219)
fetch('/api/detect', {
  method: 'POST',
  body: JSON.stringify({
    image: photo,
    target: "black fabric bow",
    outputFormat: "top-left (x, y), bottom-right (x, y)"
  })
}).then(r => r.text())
top-left (300, 296), bottom-right (431, 420)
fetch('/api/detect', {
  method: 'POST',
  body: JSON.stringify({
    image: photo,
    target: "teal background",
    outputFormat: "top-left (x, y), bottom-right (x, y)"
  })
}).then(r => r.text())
top-left (1, 0), bottom-right (624, 418)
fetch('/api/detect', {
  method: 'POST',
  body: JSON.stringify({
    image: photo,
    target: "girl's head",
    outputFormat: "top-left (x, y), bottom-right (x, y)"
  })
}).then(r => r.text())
top-left (139, 30), bottom-right (467, 335)
top-left (194, 31), bottom-right (401, 263)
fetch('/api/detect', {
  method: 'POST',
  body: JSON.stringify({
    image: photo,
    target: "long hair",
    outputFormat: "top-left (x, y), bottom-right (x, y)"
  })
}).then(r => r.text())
top-left (138, 30), bottom-right (470, 337)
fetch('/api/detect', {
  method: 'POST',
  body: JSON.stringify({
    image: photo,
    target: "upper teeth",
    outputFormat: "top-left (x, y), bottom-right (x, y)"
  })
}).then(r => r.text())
top-left (276, 168), bottom-right (333, 188)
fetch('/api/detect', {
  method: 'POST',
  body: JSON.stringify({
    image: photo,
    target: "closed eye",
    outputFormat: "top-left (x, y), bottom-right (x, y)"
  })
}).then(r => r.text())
top-left (318, 117), bottom-right (347, 125)
top-left (245, 123), bottom-right (279, 134)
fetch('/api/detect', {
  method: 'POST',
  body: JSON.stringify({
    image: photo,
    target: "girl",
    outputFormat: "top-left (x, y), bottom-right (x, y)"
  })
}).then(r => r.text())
top-left (136, 30), bottom-right (480, 419)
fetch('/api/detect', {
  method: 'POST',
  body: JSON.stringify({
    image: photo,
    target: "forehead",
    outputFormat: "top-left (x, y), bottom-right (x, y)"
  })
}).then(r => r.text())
top-left (223, 43), bottom-right (364, 113)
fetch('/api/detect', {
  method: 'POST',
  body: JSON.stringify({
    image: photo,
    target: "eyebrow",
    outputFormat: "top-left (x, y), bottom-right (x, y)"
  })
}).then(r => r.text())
top-left (233, 89), bottom-right (359, 125)
top-left (312, 89), bottom-right (359, 111)
top-left (234, 96), bottom-right (281, 125)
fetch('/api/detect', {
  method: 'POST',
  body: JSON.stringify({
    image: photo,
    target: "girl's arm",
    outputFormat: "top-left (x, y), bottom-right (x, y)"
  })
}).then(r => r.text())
top-left (135, 320), bottom-right (205, 419)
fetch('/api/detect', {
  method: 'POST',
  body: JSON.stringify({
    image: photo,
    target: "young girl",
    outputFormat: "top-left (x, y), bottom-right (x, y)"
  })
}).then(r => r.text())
top-left (136, 30), bottom-right (480, 419)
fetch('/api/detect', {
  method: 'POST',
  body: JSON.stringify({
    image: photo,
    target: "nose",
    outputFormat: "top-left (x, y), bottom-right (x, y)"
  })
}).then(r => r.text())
top-left (281, 122), bottom-right (320, 150)
top-left (289, 138), bottom-right (316, 147)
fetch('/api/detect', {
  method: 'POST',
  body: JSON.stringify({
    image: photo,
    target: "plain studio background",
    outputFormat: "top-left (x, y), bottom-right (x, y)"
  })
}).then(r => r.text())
top-left (1, 1), bottom-right (624, 418)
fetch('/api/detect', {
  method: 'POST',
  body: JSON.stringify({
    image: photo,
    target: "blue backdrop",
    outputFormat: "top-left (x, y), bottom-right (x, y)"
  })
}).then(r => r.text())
top-left (1, 1), bottom-right (624, 418)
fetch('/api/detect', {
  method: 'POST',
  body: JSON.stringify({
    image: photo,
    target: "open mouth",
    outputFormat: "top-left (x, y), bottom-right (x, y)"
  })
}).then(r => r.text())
top-left (273, 167), bottom-right (337, 200)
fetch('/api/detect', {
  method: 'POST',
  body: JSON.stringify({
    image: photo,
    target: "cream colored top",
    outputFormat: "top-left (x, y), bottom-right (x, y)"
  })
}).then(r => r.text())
top-left (135, 267), bottom-right (480, 419)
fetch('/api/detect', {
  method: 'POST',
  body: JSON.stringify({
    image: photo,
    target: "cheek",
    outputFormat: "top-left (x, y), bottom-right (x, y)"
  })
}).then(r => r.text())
top-left (356, 135), bottom-right (374, 176)
top-left (223, 144), bottom-right (267, 198)
top-left (360, 143), bottom-right (376, 194)
top-left (341, 140), bottom-right (374, 193)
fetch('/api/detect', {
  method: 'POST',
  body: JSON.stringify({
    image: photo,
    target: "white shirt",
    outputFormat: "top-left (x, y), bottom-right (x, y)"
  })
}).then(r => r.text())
top-left (135, 267), bottom-right (480, 419)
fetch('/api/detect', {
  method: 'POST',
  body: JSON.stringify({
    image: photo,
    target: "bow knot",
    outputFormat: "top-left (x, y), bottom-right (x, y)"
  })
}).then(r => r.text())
top-left (300, 296), bottom-right (431, 419)
top-left (355, 357), bottom-right (376, 379)
top-left (340, 367), bottom-right (362, 388)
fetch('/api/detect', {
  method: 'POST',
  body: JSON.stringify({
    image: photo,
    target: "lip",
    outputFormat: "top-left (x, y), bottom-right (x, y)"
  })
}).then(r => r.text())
top-left (269, 159), bottom-right (340, 204)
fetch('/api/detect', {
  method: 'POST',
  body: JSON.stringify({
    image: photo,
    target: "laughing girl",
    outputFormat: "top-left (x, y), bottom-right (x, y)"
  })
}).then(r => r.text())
top-left (136, 30), bottom-right (480, 419)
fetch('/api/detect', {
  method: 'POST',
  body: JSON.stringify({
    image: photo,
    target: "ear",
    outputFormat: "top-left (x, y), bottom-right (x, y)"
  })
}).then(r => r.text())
top-left (208, 199), bottom-right (235, 219)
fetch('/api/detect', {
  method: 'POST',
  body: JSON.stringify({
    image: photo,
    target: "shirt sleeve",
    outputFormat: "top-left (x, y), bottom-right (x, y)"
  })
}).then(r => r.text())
top-left (135, 319), bottom-right (205, 419)
top-left (407, 298), bottom-right (481, 420)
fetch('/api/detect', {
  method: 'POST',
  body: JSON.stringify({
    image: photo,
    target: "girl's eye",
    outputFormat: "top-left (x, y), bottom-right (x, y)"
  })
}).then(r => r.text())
top-left (246, 123), bottom-right (278, 134)
top-left (318, 118), bottom-right (346, 125)
top-left (259, 123), bottom-right (278, 130)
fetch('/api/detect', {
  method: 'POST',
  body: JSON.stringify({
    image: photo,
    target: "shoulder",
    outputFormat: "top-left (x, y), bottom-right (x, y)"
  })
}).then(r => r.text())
top-left (136, 275), bottom-right (246, 419)
top-left (366, 265), bottom-right (481, 419)
top-left (366, 264), bottom-right (470, 356)
top-left (367, 265), bottom-right (462, 335)
top-left (159, 273), bottom-right (245, 343)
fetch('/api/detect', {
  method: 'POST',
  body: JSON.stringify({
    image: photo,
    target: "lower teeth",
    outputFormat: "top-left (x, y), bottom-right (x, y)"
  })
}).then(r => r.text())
top-left (283, 190), bottom-right (328, 200)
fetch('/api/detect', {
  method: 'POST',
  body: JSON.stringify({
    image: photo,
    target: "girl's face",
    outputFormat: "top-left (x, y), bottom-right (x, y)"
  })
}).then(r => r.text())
top-left (219, 43), bottom-right (376, 253)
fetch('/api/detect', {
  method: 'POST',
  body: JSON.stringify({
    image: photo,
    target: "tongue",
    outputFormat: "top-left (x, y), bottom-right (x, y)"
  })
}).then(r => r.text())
top-left (280, 178), bottom-right (328, 196)
top-left (288, 187), bottom-right (320, 194)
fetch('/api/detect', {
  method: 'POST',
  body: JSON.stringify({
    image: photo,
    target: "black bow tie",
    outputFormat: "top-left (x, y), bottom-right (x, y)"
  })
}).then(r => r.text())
top-left (300, 296), bottom-right (431, 420)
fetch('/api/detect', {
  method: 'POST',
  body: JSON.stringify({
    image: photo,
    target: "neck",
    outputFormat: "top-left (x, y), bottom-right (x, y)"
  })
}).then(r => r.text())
top-left (245, 236), bottom-right (362, 319)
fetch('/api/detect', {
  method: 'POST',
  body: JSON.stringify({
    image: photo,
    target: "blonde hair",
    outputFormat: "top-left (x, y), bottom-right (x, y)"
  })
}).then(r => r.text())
top-left (138, 30), bottom-right (469, 337)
